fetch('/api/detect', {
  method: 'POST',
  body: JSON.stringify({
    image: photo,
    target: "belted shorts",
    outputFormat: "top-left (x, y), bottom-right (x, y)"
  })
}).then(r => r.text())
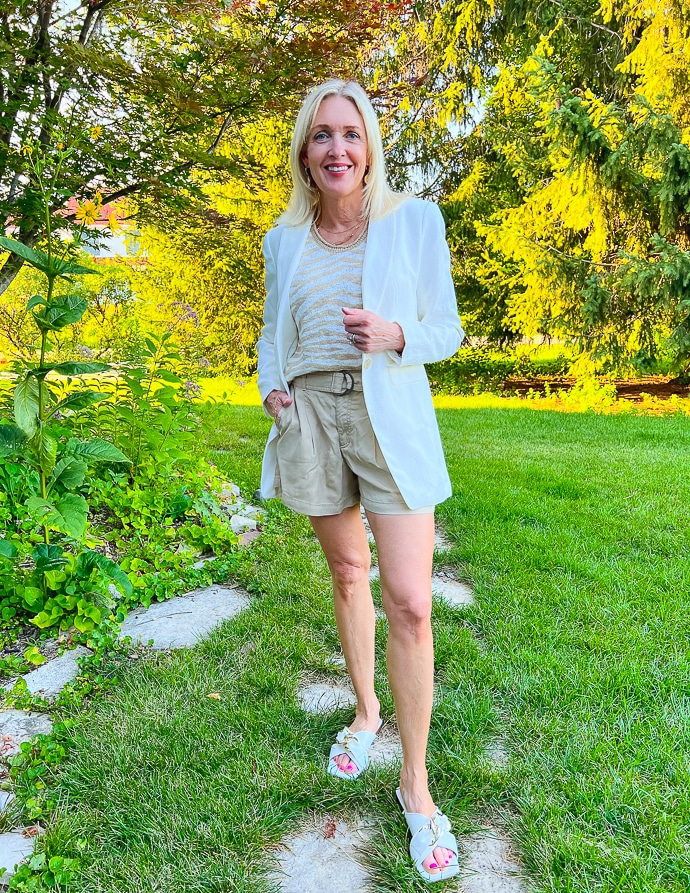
top-left (273, 369), bottom-right (433, 517)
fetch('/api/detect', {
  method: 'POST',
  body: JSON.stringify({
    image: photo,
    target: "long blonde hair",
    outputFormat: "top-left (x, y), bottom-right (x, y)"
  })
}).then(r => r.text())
top-left (277, 80), bottom-right (407, 227)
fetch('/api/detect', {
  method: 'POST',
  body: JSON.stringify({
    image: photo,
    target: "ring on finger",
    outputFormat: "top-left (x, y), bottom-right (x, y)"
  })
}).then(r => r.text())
top-left (348, 332), bottom-right (356, 345)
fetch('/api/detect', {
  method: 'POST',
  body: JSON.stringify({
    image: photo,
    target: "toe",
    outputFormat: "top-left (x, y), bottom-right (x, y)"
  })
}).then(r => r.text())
top-left (434, 846), bottom-right (454, 868)
top-left (422, 853), bottom-right (440, 874)
top-left (334, 754), bottom-right (357, 773)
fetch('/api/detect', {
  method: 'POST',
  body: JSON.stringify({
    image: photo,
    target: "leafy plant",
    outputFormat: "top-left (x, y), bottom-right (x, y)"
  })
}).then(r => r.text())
top-left (0, 139), bottom-right (131, 630)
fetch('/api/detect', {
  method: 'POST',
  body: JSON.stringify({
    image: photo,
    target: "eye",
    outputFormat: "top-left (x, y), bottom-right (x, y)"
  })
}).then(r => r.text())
top-left (312, 131), bottom-right (329, 141)
top-left (346, 131), bottom-right (361, 140)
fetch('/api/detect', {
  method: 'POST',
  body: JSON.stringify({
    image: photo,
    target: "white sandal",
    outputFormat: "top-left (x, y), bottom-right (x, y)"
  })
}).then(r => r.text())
top-left (327, 719), bottom-right (383, 780)
top-left (396, 787), bottom-right (460, 883)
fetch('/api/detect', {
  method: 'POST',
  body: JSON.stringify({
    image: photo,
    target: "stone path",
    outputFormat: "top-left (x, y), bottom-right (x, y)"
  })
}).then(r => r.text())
top-left (270, 817), bottom-right (376, 893)
top-left (0, 502), bottom-right (525, 892)
top-left (119, 584), bottom-right (250, 649)
top-left (5, 647), bottom-right (91, 700)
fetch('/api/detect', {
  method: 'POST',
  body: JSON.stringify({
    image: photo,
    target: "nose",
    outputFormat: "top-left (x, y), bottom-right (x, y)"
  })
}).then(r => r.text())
top-left (329, 133), bottom-right (347, 156)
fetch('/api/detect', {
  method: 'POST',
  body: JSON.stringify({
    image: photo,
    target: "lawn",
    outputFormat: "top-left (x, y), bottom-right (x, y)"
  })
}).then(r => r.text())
top-left (29, 402), bottom-right (690, 892)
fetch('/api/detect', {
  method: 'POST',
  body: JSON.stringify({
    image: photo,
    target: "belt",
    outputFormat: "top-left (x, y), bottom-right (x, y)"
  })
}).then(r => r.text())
top-left (291, 370), bottom-right (362, 396)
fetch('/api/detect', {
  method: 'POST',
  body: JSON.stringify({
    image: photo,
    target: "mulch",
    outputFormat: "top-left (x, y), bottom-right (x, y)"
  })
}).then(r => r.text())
top-left (503, 377), bottom-right (690, 402)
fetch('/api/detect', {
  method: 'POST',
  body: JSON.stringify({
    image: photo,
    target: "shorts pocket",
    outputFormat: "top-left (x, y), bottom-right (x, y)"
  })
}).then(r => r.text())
top-left (274, 401), bottom-right (294, 434)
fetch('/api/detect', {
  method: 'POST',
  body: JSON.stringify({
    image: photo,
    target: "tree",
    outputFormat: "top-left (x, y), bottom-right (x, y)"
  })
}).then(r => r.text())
top-left (408, 0), bottom-right (690, 373)
top-left (0, 0), bottom-right (392, 294)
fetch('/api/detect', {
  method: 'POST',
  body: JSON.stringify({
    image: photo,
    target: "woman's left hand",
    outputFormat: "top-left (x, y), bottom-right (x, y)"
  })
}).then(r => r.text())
top-left (342, 307), bottom-right (405, 355)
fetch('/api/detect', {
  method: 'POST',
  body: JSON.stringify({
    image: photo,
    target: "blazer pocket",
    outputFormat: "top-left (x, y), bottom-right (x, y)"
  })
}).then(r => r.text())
top-left (387, 364), bottom-right (428, 386)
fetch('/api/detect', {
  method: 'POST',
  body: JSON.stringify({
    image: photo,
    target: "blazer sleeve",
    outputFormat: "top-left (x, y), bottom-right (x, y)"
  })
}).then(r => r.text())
top-left (387, 201), bottom-right (464, 366)
top-left (256, 229), bottom-right (282, 413)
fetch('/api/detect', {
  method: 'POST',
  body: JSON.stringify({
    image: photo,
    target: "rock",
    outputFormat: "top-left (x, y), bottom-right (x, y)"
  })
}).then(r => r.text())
top-left (459, 827), bottom-right (526, 892)
top-left (0, 831), bottom-right (37, 882)
top-left (367, 725), bottom-right (403, 767)
top-left (432, 575), bottom-right (474, 607)
top-left (6, 647), bottom-right (91, 699)
top-left (270, 817), bottom-right (375, 893)
top-left (220, 483), bottom-right (241, 503)
top-left (298, 681), bottom-right (357, 714)
top-left (230, 515), bottom-right (257, 534)
top-left (238, 529), bottom-right (262, 547)
top-left (0, 711), bottom-right (53, 760)
top-left (236, 503), bottom-right (266, 520)
top-left (119, 584), bottom-right (250, 649)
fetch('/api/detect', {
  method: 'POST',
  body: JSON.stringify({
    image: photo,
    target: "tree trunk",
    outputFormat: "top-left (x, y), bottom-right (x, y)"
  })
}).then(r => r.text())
top-left (0, 252), bottom-right (25, 297)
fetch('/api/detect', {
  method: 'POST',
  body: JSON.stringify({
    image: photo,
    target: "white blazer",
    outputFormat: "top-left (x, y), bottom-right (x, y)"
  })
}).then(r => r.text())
top-left (257, 197), bottom-right (465, 509)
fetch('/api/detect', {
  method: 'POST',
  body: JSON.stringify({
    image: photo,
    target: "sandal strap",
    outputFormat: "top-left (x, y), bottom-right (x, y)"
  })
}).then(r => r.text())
top-left (396, 790), bottom-right (460, 873)
top-left (410, 823), bottom-right (459, 867)
top-left (328, 727), bottom-right (377, 772)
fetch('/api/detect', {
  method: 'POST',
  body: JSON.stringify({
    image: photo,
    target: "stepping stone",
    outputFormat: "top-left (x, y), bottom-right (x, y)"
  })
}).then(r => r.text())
top-left (368, 724), bottom-right (402, 767)
top-left (119, 584), bottom-right (249, 649)
top-left (6, 647), bottom-right (91, 699)
top-left (220, 483), bottom-right (241, 502)
top-left (368, 566), bottom-right (379, 583)
top-left (230, 515), bottom-right (257, 534)
top-left (483, 740), bottom-right (509, 768)
top-left (432, 574), bottom-right (474, 607)
top-left (0, 792), bottom-right (15, 812)
top-left (434, 528), bottom-right (452, 552)
top-left (0, 711), bottom-right (53, 759)
top-left (239, 528), bottom-right (262, 547)
top-left (298, 681), bottom-right (356, 714)
top-left (0, 830), bottom-right (37, 882)
top-left (459, 827), bottom-right (526, 892)
top-left (236, 503), bottom-right (265, 520)
top-left (270, 817), bottom-right (375, 893)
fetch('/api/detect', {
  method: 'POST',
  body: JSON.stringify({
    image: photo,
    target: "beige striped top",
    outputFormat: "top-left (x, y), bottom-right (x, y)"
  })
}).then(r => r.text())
top-left (284, 227), bottom-right (367, 382)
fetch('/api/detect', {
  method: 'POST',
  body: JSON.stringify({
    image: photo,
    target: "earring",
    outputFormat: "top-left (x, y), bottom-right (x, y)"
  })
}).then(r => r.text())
top-left (304, 166), bottom-right (314, 187)
top-left (363, 165), bottom-right (370, 186)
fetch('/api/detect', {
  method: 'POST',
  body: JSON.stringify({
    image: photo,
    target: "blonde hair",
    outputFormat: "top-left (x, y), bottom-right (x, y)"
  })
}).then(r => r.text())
top-left (277, 79), bottom-right (407, 227)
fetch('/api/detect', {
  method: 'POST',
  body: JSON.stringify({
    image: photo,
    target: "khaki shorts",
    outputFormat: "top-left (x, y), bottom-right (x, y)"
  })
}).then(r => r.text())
top-left (274, 370), bottom-right (433, 517)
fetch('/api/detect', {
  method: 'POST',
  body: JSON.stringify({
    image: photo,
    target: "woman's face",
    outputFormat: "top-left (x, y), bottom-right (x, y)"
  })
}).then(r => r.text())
top-left (301, 95), bottom-right (369, 206)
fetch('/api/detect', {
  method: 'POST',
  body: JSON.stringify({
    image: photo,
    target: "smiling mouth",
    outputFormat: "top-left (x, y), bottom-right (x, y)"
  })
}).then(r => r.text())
top-left (325, 165), bottom-right (351, 172)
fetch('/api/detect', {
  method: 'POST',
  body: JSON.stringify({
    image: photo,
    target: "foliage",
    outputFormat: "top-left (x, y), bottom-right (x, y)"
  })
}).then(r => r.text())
top-left (0, 0), bottom-right (404, 297)
top-left (0, 142), bottom-right (240, 636)
top-left (427, 347), bottom-right (571, 395)
top-left (425, 0), bottom-right (690, 374)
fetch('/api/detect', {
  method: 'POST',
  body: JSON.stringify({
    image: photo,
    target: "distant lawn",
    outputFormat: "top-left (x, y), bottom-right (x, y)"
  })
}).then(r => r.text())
top-left (31, 404), bottom-right (690, 892)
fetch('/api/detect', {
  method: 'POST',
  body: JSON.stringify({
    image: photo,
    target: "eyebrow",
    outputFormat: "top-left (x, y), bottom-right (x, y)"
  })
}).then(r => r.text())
top-left (310, 124), bottom-right (364, 132)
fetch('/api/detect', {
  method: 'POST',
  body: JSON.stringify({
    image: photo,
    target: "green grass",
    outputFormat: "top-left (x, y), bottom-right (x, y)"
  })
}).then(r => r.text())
top-left (25, 404), bottom-right (690, 892)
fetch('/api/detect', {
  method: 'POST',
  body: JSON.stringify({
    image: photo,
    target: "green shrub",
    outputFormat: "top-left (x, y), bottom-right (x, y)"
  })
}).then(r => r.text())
top-left (427, 347), bottom-right (571, 395)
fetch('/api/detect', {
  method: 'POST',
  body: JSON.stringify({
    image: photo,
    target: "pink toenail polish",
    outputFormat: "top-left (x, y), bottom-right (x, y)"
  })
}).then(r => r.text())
top-left (429, 863), bottom-right (437, 869)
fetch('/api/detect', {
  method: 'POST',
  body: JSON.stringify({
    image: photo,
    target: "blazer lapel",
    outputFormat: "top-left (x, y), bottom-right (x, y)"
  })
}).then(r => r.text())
top-left (274, 223), bottom-right (310, 384)
top-left (277, 223), bottom-right (310, 315)
top-left (362, 212), bottom-right (395, 314)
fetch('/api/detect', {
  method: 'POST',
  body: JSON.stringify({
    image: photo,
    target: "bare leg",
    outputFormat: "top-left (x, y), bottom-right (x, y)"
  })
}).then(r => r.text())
top-left (310, 505), bottom-right (381, 773)
top-left (366, 510), bottom-right (453, 876)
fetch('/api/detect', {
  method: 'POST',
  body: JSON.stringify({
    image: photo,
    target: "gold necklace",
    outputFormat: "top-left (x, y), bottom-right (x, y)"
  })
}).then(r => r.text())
top-left (315, 217), bottom-right (367, 247)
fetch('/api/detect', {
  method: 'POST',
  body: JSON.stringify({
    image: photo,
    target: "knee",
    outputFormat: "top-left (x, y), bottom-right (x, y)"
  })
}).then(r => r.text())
top-left (385, 592), bottom-right (432, 637)
top-left (331, 554), bottom-right (370, 597)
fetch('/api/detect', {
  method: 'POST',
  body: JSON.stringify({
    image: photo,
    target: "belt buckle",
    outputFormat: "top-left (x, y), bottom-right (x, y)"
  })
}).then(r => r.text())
top-left (337, 371), bottom-right (354, 396)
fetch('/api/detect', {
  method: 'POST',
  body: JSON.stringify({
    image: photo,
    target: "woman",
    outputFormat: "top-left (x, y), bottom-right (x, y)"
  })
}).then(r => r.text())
top-left (257, 79), bottom-right (464, 883)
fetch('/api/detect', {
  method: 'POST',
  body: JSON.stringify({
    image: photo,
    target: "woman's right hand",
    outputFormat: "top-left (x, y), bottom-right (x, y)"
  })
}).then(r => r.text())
top-left (264, 389), bottom-right (293, 419)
